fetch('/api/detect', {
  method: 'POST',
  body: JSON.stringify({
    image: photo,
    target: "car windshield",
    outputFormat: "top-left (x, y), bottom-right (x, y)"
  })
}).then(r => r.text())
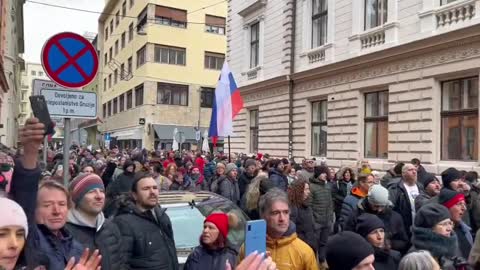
top-left (165, 205), bottom-right (204, 250)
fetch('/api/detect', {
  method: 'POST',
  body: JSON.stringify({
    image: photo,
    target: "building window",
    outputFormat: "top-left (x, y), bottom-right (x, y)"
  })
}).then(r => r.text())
top-left (364, 91), bottom-right (389, 159)
top-left (109, 47), bottom-right (113, 61)
top-left (204, 52), bottom-right (224, 70)
top-left (200, 87), bottom-right (215, 108)
top-left (157, 82), bottom-right (188, 106)
top-left (31, 71), bottom-right (36, 76)
top-left (154, 5), bottom-right (187, 28)
top-left (250, 110), bottom-right (259, 153)
top-left (103, 78), bottom-right (107, 91)
top-left (116, 11), bottom-right (120, 26)
top-left (21, 90), bottom-right (27, 101)
top-left (115, 40), bottom-right (119, 55)
top-left (110, 19), bottom-right (114, 34)
top-left (38, 71), bottom-right (44, 76)
top-left (127, 90), bottom-right (133, 109)
top-left (311, 100), bottom-right (327, 156)
top-left (129, 0), bottom-right (134, 8)
top-left (128, 23), bottom-right (134, 41)
top-left (114, 69), bottom-right (118, 84)
top-left (154, 45), bottom-right (186, 66)
top-left (105, 27), bottom-right (108, 40)
top-left (120, 63), bottom-right (125, 79)
top-left (103, 103), bottom-right (106, 118)
top-left (137, 7), bottom-right (148, 32)
top-left (136, 45), bottom-right (146, 68)
top-left (135, 84), bottom-right (144, 106)
top-left (108, 74), bottom-right (112, 88)
top-left (107, 100), bottom-right (112, 116)
top-left (127, 57), bottom-right (133, 73)
top-left (122, 1), bottom-right (127, 17)
top-left (441, 0), bottom-right (457, 5)
top-left (312, 0), bottom-right (328, 48)
top-left (119, 94), bottom-right (125, 112)
top-left (205, 15), bottom-right (225, 34)
top-left (250, 22), bottom-right (260, 69)
top-left (113, 98), bottom-right (118, 114)
top-left (121, 32), bottom-right (126, 48)
top-left (104, 53), bottom-right (108, 66)
top-left (365, 0), bottom-right (388, 30)
top-left (441, 77), bottom-right (478, 161)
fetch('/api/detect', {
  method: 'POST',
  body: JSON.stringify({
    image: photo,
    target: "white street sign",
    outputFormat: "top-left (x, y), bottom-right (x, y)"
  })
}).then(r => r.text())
top-left (40, 88), bottom-right (97, 119)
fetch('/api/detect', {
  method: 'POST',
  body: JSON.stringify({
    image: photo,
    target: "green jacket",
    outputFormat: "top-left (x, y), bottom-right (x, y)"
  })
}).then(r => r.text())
top-left (309, 177), bottom-right (334, 226)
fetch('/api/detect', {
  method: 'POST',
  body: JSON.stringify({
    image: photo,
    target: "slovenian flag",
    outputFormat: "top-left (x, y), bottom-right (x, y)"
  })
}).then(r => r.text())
top-left (208, 61), bottom-right (244, 145)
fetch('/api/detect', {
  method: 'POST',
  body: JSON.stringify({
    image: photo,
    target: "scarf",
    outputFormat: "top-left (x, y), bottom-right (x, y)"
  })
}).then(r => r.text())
top-left (412, 226), bottom-right (458, 258)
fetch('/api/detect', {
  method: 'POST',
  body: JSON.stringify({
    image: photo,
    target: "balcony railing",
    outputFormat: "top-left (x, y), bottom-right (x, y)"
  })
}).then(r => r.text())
top-left (436, 0), bottom-right (476, 28)
top-left (308, 49), bottom-right (325, 63)
top-left (360, 29), bottom-right (386, 49)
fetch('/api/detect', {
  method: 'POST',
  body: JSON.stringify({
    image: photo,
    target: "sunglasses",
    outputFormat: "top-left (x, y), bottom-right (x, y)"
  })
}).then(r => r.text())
top-left (0, 163), bottom-right (12, 172)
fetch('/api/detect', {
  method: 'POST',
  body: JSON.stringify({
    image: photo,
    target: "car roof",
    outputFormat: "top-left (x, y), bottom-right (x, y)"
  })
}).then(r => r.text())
top-left (158, 191), bottom-right (224, 205)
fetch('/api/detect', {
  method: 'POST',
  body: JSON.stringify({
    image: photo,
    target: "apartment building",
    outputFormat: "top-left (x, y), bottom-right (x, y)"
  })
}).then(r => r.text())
top-left (98, 0), bottom-right (227, 150)
top-left (228, 0), bottom-right (480, 173)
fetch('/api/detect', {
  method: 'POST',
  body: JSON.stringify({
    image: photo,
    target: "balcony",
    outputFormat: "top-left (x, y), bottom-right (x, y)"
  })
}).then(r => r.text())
top-left (436, 0), bottom-right (476, 28)
top-left (348, 21), bottom-right (399, 53)
top-left (360, 29), bottom-right (386, 49)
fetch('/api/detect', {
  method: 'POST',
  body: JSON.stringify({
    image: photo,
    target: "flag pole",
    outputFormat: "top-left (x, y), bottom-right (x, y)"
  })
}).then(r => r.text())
top-left (228, 135), bottom-right (231, 163)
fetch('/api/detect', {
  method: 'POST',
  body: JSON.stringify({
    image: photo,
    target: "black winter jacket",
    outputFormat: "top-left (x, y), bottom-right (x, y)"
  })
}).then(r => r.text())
top-left (104, 169), bottom-right (136, 217)
top-left (238, 172), bottom-right (255, 198)
top-left (65, 217), bottom-right (127, 270)
top-left (114, 199), bottom-right (179, 270)
top-left (344, 198), bottom-right (410, 254)
top-left (268, 169), bottom-right (288, 192)
top-left (373, 247), bottom-right (400, 270)
top-left (331, 180), bottom-right (352, 218)
top-left (184, 245), bottom-right (237, 270)
top-left (290, 204), bottom-right (318, 252)
top-left (388, 180), bottom-right (423, 237)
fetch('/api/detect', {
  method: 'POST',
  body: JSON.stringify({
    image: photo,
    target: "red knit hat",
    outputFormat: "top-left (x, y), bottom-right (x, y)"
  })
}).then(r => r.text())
top-left (204, 213), bottom-right (229, 239)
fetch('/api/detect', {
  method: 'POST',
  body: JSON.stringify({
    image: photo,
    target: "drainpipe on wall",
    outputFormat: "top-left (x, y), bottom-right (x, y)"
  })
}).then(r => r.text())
top-left (287, 0), bottom-right (297, 160)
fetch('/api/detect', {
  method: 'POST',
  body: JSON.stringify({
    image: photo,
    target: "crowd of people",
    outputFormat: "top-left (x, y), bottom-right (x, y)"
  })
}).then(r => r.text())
top-left (2, 117), bottom-right (480, 270)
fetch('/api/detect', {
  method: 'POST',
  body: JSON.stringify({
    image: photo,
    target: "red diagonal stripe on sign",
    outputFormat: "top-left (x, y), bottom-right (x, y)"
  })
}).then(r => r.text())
top-left (52, 41), bottom-right (90, 80)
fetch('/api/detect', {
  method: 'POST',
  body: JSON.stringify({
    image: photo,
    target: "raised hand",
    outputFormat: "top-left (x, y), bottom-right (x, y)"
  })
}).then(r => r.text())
top-left (65, 248), bottom-right (102, 270)
top-left (19, 118), bottom-right (45, 169)
top-left (226, 252), bottom-right (277, 270)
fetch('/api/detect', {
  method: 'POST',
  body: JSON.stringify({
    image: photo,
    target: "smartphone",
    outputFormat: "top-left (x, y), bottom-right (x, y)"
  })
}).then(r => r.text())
top-left (245, 220), bottom-right (267, 256)
top-left (29, 95), bottom-right (54, 135)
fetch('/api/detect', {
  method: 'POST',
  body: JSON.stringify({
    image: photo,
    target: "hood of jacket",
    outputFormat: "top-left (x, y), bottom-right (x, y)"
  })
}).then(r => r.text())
top-left (309, 176), bottom-right (327, 185)
top-left (412, 226), bottom-right (458, 258)
top-left (336, 166), bottom-right (356, 181)
top-left (351, 186), bottom-right (368, 198)
top-left (67, 208), bottom-right (106, 231)
top-left (266, 222), bottom-right (297, 248)
top-left (269, 168), bottom-right (284, 177)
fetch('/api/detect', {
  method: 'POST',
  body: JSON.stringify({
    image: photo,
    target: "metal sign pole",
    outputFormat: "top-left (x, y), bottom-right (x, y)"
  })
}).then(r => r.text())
top-left (43, 136), bottom-right (48, 164)
top-left (63, 118), bottom-right (70, 186)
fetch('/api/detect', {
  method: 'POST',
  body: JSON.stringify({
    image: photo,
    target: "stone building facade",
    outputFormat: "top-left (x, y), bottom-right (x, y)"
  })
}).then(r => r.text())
top-left (228, 0), bottom-right (480, 173)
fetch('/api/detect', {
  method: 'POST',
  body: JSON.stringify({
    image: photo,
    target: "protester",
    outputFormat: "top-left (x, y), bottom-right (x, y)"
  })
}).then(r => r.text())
top-left (216, 163), bottom-right (240, 206)
top-left (469, 228), bottom-right (480, 268)
top-left (0, 197), bottom-right (29, 270)
top-left (414, 173), bottom-right (441, 211)
top-left (326, 231), bottom-right (375, 270)
top-left (288, 178), bottom-right (317, 253)
top-left (411, 158), bottom-right (429, 184)
top-left (194, 152), bottom-right (205, 175)
top-left (184, 213), bottom-right (238, 270)
top-left (104, 160), bottom-right (136, 217)
top-left (238, 159), bottom-right (257, 198)
top-left (439, 188), bottom-right (473, 259)
top-left (81, 165), bottom-right (94, 174)
top-left (355, 213), bottom-right (401, 270)
top-left (242, 173), bottom-right (273, 220)
top-left (399, 250), bottom-right (441, 270)
top-left (343, 184), bottom-right (409, 254)
top-left (112, 156), bottom-right (127, 181)
top-left (66, 173), bottom-right (126, 270)
top-left (114, 172), bottom-right (179, 269)
top-left (339, 174), bottom-right (375, 226)
top-left (410, 203), bottom-right (468, 269)
top-left (331, 166), bottom-right (355, 220)
top-left (298, 159), bottom-right (314, 181)
top-left (309, 165), bottom-right (333, 266)
top-left (239, 188), bottom-right (318, 270)
top-left (170, 171), bottom-right (194, 191)
top-left (189, 166), bottom-right (209, 191)
top-left (268, 159), bottom-right (288, 192)
top-left (389, 163), bottom-right (423, 237)
top-left (381, 162), bottom-right (404, 188)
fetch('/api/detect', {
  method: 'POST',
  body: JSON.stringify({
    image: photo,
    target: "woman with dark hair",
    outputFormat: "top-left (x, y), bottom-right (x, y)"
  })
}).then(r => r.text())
top-left (268, 159), bottom-right (288, 192)
top-left (288, 178), bottom-right (317, 254)
top-left (184, 213), bottom-right (238, 270)
top-left (81, 165), bottom-right (94, 174)
top-left (331, 166), bottom-right (355, 222)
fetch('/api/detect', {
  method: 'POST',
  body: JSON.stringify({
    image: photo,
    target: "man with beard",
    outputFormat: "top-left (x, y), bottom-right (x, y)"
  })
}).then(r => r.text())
top-left (189, 166), bottom-right (208, 191)
top-left (66, 173), bottom-right (127, 270)
top-left (114, 172), bottom-right (178, 270)
top-left (415, 173), bottom-right (441, 211)
top-left (298, 159), bottom-right (315, 181)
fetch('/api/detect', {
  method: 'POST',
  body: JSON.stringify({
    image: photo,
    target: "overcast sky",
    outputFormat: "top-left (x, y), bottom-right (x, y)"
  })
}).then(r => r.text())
top-left (24, 0), bottom-right (104, 63)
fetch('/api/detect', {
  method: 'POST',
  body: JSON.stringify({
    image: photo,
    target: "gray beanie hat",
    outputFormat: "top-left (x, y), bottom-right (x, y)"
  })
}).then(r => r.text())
top-left (367, 185), bottom-right (392, 206)
top-left (225, 163), bottom-right (238, 175)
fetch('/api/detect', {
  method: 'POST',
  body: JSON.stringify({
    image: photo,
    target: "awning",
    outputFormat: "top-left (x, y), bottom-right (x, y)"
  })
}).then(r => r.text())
top-left (153, 124), bottom-right (206, 140)
top-left (111, 128), bottom-right (144, 140)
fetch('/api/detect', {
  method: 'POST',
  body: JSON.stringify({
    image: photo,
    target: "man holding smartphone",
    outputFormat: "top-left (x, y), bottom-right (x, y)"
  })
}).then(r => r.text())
top-left (239, 188), bottom-right (318, 270)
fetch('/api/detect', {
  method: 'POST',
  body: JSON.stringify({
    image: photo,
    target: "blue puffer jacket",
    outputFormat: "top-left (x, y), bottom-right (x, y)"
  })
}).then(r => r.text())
top-left (11, 159), bottom-right (83, 270)
top-left (269, 169), bottom-right (288, 192)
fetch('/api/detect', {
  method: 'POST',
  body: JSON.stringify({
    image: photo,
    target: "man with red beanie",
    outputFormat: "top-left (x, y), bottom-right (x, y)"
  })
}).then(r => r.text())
top-left (184, 212), bottom-right (237, 270)
top-left (439, 188), bottom-right (473, 259)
